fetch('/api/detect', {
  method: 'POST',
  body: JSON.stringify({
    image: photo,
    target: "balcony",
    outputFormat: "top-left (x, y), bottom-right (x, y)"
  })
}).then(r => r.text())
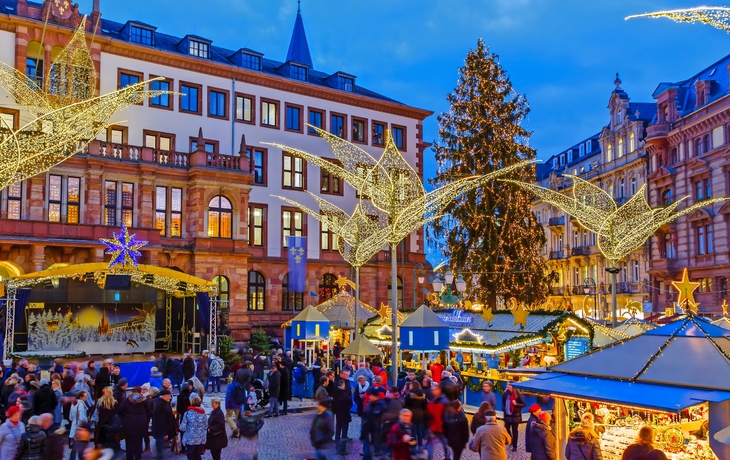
top-left (549, 286), bottom-right (565, 296)
top-left (549, 251), bottom-right (564, 260)
top-left (649, 258), bottom-right (679, 273)
top-left (645, 123), bottom-right (670, 147)
top-left (548, 217), bottom-right (565, 228)
top-left (0, 219), bottom-right (161, 244)
top-left (571, 246), bottom-right (591, 257)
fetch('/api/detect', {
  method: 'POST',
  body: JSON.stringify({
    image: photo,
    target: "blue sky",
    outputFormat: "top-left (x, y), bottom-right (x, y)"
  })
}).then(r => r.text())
top-left (92, 1), bottom-right (728, 262)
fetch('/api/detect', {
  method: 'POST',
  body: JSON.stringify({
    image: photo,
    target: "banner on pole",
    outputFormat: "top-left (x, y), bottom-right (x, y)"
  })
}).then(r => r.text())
top-left (287, 236), bottom-right (307, 293)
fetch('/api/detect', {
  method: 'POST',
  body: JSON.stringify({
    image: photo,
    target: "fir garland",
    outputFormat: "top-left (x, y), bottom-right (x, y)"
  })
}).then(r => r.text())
top-left (9, 351), bottom-right (88, 360)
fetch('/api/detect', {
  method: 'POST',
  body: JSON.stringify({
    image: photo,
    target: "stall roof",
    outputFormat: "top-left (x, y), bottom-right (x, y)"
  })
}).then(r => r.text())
top-left (401, 305), bottom-right (450, 328)
top-left (316, 292), bottom-right (377, 329)
top-left (613, 317), bottom-right (655, 337)
top-left (289, 305), bottom-right (329, 324)
top-left (513, 373), bottom-right (730, 412)
top-left (341, 335), bottom-right (382, 356)
top-left (585, 318), bottom-right (629, 347)
top-left (712, 317), bottom-right (730, 331)
top-left (551, 315), bottom-right (730, 391)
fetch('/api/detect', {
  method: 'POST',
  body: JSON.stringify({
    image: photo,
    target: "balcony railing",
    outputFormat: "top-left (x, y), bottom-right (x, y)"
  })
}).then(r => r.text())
top-left (548, 217), bottom-right (565, 227)
top-left (549, 251), bottom-right (564, 260)
top-left (571, 246), bottom-right (591, 257)
top-left (646, 123), bottom-right (669, 141)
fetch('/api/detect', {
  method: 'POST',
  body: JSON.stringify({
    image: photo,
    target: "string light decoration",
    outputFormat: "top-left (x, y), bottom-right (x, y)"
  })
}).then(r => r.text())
top-left (99, 223), bottom-right (148, 269)
top-left (626, 7), bottom-right (730, 32)
top-left (671, 268), bottom-right (700, 313)
top-left (0, 16), bottom-right (170, 190)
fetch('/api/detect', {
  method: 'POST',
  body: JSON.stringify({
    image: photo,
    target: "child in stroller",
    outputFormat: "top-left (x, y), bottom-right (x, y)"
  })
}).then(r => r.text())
top-left (250, 379), bottom-right (270, 411)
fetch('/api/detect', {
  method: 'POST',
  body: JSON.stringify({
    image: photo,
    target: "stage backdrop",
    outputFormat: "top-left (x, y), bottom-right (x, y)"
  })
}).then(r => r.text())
top-left (27, 302), bottom-right (156, 354)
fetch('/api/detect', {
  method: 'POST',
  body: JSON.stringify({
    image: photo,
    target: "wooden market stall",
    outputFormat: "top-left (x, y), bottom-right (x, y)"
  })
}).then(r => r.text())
top-left (514, 315), bottom-right (730, 460)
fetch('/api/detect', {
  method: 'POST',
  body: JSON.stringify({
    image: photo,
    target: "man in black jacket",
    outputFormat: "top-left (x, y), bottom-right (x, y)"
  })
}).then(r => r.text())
top-left (266, 363), bottom-right (281, 418)
top-left (182, 353), bottom-right (195, 381)
top-left (277, 361), bottom-right (291, 415)
top-left (112, 378), bottom-right (128, 407)
top-left (152, 389), bottom-right (177, 460)
top-left (40, 413), bottom-right (64, 460)
top-left (33, 379), bottom-right (57, 416)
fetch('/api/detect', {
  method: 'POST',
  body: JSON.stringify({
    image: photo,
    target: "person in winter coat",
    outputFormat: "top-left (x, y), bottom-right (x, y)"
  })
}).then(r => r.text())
top-left (361, 389), bottom-right (386, 460)
top-left (426, 385), bottom-right (451, 459)
top-left (110, 366), bottom-right (122, 386)
top-left (525, 403), bottom-right (542, 454)
top-left (178, 395), bottom-right (207, 460)
top-left (310, 400), bottom-right (334, 460)
top-left (444, 400), bottom-right (470, 460)
top-left (14, 415), bottom-right (46, 460)
top-left (61, 371), bottom-right (75, 394)
top-left (39, 414), bottom-right (64, 460)
top-left (94, 364), bottom-right (111, 401)
top-left (566, 425), bottom-right (603, 460)
top-left (332, 379), bottom-right (352, 455)
top-left (154, 354), bottom-right (168, 379)
top-left (236, 410), bottom-right (264, 459)
top-left (266, 363), bottom-right (281, 417)
top-left (529, 412), bottom-right (556, 460)
top-left (403, 381), bottom-right (428, 446)
top-left (196, 352), bottom-right (210, 391)
top-left (112, 378), bottom-right (128, 407)
top-left (182, 354), bottom-right (196, 382)
top-left (277, 361), bottom-right (290, 415)
top-left (480, 381), bottom-right (497, 412)
top-left (0, 406), bottom-right (25, 460)
top-left (149, 367), bottom-right (163, 390)
top-left (69, 390), bottom-right (89, 451)
top-left (387, 409), bottom-right (416, 460)
top-left (253, 354), bottom-right (267, 381)
top-left (209, 354), bottom-right (224, 394)
top-left (622, 426), bottom-right (658, 460)
top-left (314, 377), bottom-right (330, 403)
top-left (206, 398), bottom-right (227, 460)
top-left (32, 379), bottom-right (57, 416)
top-left (152, 389), bottom-right (177, 460)
top-left (470, 410), bottom-right (511, 460)
top-left (168, 358), bottom-right (184, 390)
top-left (95, 387), bottom-right (120, 451)
top-left (501, 382), bottom-right (525, 452)
top-left (470, 401), bottom-right (492, 435)
top-left (176, 383), bottom-right (191, 453)
top-left (353, 375), bottom-right (370, 417)
top-left (119, 387), bottom-right (151, 460)
top-left (224, 381), bottom-right (243, 438)
top-left (50, 380), bottom-right (63, 425)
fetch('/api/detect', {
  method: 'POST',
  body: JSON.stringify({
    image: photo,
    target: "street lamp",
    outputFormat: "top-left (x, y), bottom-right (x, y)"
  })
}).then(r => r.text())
top-left (412, 263), bottom-right (424, 309)
top-left (583, 277), bottom-right (598, 319)
top-left (455, 275), bottom-right (467, 293)
top-left (432, 275), bottom-right (444, 293)
top-left (445, 269), bottom-right (455, 285)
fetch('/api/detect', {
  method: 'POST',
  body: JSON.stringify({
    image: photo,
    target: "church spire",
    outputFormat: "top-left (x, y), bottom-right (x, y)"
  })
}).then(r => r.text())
top-left (286, 1), bottom-right (313, 69)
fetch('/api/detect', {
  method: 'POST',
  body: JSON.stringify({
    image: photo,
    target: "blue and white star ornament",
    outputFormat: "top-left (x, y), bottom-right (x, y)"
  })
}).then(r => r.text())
top-left (99, 223), bottom-right (148, 269)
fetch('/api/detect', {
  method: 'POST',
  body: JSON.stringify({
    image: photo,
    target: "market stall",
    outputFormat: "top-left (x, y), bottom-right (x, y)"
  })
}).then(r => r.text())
top-left (514, 315), bottom-right (730, 460)
top-left (283, 305), bottom-right (330, 364)
top-left (316, 289), bottom-right (378, 347)
top-left (399, 304), bottom-right (451, 371)
top-left (612, 316), bottom-right (655, 337)
top-left (340, 334), bottom-right (382, 363)
top-left (585, 318), bottom-right (630, 347)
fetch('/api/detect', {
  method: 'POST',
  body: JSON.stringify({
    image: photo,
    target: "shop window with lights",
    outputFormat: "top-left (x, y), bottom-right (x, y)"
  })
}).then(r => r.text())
top-left (319, 273), bottom-right (338, 303)
top-left (247, 271), bottom-right (265, 311)
top-left (282, 273), bottom-right (304, 312)
top-left (208, 195), bottom-right (232, 238)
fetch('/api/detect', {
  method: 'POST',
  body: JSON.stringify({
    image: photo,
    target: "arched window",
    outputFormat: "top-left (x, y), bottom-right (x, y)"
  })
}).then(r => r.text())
top-left (319, 273), bottom-right (338, 303)
top-left (606, 144), bottom-right (613, 162)
top-left (282, 273), bottom-right (304, 312)
top-left (616, 108), bottom-right (622, 124)
top-left (704, 135), bottom-right (711, 153)
top-left (26, 42), bottom-right (44, 89)
top-left (247, 271), bottom-right (265, 311)
top-left (630, 176), bottom-right (637, 196)
top-left (619, 178), bottom-right (625, 199)
top-left (629, 132), bottom-right (636, 152)
top-left (696, 137), bottom-right (703, 156)
top-left (671, 148), bottom-right (678, 164)
top-left (618, 138), bottom-right (624, 158)
top-left (662, 189), bottom-right (673, 206)
top-left (208, 195), bottom-right (232, 238)
top-left (608, 183), bottom-right (614, 198)
top-left (388, 276), bottom-right (404, 309)
top-left (213, 275), bottom-right (229, 308)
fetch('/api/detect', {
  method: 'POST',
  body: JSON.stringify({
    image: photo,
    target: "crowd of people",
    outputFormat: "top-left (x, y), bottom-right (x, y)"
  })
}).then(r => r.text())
top-left (0, 347), bottom-right (672, 460)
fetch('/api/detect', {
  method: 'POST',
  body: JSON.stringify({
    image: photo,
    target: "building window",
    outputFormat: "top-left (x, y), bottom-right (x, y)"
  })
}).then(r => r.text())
top-left (242, 53), bottom-right (261, 71)
top-left (373, 122), bottom-right (385, 146)
top-left (632, 260), bottom-right (639, 282)
top-left (170, 188), bottom-right (182, 236)
top-left (696, 178), bottom-right (711, 201)
top-left (156, 187), bottom-right (182, 237)
top-left (321, 167), bottom-right (343, 196)
top-left (189, 40), bottom-right (209, 59)
top-left (235, 94), bottom-right (253, 123)
top-left (121, 183), bottom-right (134, 227)
top-left (283, 153), bottom-right (305, 190)
top-left (387, 276), bottom-right (404, 309)
top-left (321, 216), bottom-right (339, 251)
top-left (618, 138), bottom-right (624, 158)
top-left (144, 131), bottom-right (174, 152)
top-left (282, 274), bottom-right (304, 312)
top-left (352, 118), bottom-right (366, 143)
top-left (664, 233), bottom-right (676, 259)
top-left (308, 109), bottom-right (324, 134)
top-left (579, 145), bottom-right (585, 156)
top-left (630, 132), bottom-right (636, 152)
top-left (248, 205), bottom-right (266, 247)
top-left (704, 135), bottom-right (711, 153)
top-left (619, 178), bottom-right (625, 199)
top-left (671, 148), bottom-right (678, 165)
top-left (247, 148), bottom-right (266, 185)
top-left (695, 137), bottom-right (703, 156)
top-left (630, 176), bottom-right (637, 196)
top-left (247, 271), bottom-right (265, 311)
top-left (662, 189), bottom-right (673, 206)
top-left (104, 181), bottom-right (117, 226)
top-left (331, 114), bottom-right (345, 139)
top-left (0, 109), bottom-right (18, 131)
top-left (5, 182), bottom-right (21, 220)
top-left (337, 76), bottom-right (354, 92)
top-left (130, 26), bottom-right (153, 45)
top-left (25, 49), bottom-right (43, 89)
top-left (48, 175), bottom-right (80, 223)
top-left (190, 139), bottom-right (217, 153)
top-left (698, 224), bottom-right (713, 255)
top-left (150, 79), bottom-right (171, 108)
top-left (392, 126), bottom-right (405, 150)
top-left (606, 144), bottom-right (613, 162)
top-left (180, 83), bottom-right (201, 114)
top-left (213, 275), bottom-right (229, 308)
top-left (698, 277), bottom-right (713, 294)
top-left (261, 100), bottom-right (278, 127)
top-left (319, 273), bottom-right (338, 303)
top-left (209, 89), bottom-right (227, 118)
top-left (155, 186), bottom-right (167, 235)
top-left (721, 278), bottom-right (728, 298)
top-left (585, 140), bottom-right (591, 153)
top-left (119, 71), bottom-right (141, 90)
top-left (290, 64), bottom-right (307, 81)
top-left (282, 209), bottom-right (303, 248)
top-left (285, 105), bottom-right (302, 132)
top-left (208, 195), bottom-right (232, 238)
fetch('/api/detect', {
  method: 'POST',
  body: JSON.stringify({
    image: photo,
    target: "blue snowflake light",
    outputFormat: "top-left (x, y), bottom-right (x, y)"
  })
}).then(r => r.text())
top-left (99, 223), bottom-right (148, 269)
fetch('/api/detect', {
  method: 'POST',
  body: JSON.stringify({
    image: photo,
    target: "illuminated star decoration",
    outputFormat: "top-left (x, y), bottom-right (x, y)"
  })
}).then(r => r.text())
top-left (512, 302), bottom-right (530, 328)
top-left (481, 307), bottom-right (495, 326)
top-left (671, 268), bottom-right (700, 313)
top-left (99, 223), bottom-right (148, 269)
top-left (626, 7), bottom-right (730, 33)
top-left (723, 299), bottom-right (728, 317)
top-left (335, 275), bottom-right (357, 291)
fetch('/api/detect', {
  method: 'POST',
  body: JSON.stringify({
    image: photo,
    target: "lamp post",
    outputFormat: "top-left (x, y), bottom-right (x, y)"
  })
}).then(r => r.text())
top-left (583, 277), bottom-right (597, 319)
top-left (430, 270), bottom-right (467, 308)
top-left (412, 263), bottom-right (424, 309)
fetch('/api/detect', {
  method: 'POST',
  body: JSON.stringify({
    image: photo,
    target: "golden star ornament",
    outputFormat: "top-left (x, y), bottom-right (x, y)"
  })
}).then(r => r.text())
top-left (671, 268), bottom-right (700, 313)
top-left (481, 307), bottom-right (495, 326)
top-left (512, 303), bottom-right (530, 327)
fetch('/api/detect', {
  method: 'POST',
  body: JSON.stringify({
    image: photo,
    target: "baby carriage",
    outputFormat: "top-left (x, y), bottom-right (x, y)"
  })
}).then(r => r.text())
top-left (250, 379), bottom-right (270, 411)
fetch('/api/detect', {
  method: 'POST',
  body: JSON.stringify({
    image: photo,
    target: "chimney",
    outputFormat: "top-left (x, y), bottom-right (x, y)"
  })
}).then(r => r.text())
top-left (93, 0), bottom-right (100, 14)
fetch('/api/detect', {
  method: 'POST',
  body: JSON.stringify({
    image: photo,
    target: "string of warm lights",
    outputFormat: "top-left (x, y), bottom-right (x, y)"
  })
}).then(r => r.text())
top-left (626, 6), bottom-right (730, 33)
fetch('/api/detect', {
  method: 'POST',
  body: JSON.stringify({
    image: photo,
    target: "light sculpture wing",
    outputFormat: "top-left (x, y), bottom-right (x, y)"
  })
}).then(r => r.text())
top-left (626, 7), bottom-right (730, 32)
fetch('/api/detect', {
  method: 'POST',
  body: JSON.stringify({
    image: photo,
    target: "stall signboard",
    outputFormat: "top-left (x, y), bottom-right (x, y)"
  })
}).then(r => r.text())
top-left (437, 310), bottom-right (473, 326)
top-left (564, 336), bottom-right (590, 361)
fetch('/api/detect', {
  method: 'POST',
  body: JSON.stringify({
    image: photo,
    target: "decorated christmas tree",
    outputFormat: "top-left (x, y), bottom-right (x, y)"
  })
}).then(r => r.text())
top-left (430, 39), bottom-right (555, 309)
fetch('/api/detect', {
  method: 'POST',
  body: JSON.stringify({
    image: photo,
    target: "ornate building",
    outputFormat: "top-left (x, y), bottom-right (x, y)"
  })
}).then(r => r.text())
top-left (646, 54), bottom-right (730, 316)
top-left (0, 0), bottom-right (431, 341)
top-left (533, 76), bottom-right (654, 319)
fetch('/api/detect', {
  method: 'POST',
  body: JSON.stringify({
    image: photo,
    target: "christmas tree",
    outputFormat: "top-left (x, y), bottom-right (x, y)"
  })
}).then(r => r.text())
top-left (430, 39), bottom-right (555, 309)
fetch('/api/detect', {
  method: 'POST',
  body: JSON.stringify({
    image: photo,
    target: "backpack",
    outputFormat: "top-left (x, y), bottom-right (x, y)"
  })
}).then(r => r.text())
top-left (232, 383), bottom-right (247, 406)
top-left (292, 365), bottom-right (306, 382)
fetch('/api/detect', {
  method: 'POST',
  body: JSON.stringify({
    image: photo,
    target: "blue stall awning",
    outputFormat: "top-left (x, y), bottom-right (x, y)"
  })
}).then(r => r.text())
top-left (513, 373), bottom-right (730, 412)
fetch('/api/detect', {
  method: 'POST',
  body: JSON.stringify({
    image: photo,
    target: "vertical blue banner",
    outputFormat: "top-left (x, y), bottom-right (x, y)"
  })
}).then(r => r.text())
top-left (287, 236), bottom-right (307, 292)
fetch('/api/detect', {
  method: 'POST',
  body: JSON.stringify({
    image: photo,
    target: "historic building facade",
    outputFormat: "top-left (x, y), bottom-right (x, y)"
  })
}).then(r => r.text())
top-left (645, 55), bottom-right (730, 316)
top-left (533, 77), bottom-right (654, 319)
top-left (0, 0), bottom-right (432, 340)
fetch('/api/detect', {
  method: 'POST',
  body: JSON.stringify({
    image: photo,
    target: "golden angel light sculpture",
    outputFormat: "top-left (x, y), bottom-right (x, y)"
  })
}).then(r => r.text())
top-left (0, 16), bottom-right (168, 190)
top-left (505, 174), bottom-right (726, 324)
top-left (268, 126), bottom-right (532, 385)
top-left (626, 7), bottom-right (730, 33)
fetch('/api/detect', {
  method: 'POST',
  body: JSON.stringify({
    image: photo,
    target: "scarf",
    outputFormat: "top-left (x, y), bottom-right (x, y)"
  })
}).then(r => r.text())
top-left (357, 382), bottom-right (370, 395)
top-left (188, 406), bottom-right (205, 414)
top-left (506, 391), bottom-right (516, 415)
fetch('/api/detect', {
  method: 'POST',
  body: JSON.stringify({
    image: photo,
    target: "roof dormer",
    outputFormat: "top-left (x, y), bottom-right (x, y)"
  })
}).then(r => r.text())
top-left (121, 21), bottom-right (156, 46)
top-left (179, 35), bottom-right (212, 59)
top-left (694, 79), bottom-right (712, 109)
top-left (325, 71), bottom-right (356, 92)
top-left (230, 48), bottom-right (263, 71)
top-left (278, 61), bottom-right (310, 82)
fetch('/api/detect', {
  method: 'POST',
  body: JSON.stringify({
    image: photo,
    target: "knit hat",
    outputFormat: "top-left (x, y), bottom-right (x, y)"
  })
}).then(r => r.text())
top-left (529, 403), bottom-right (541, 413)
top-left (158, 389), bottom-right (171, 396)
top-left (118, 378), bottom-right (128, 388)
top-left (5, 406), bottom-right (19, 417)
top-left (485, 410), bottom-right (497, 418)
top-left (39, 379), bottom-right (50, 386)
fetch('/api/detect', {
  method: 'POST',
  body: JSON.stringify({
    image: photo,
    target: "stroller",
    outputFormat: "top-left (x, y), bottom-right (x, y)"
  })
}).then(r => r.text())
top-left (250, 379), bottom-right (270, 411)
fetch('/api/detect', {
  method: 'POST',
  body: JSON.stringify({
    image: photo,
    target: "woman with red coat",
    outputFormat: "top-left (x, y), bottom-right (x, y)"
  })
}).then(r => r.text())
top-left (388, 409), bottom-right (416, 460)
